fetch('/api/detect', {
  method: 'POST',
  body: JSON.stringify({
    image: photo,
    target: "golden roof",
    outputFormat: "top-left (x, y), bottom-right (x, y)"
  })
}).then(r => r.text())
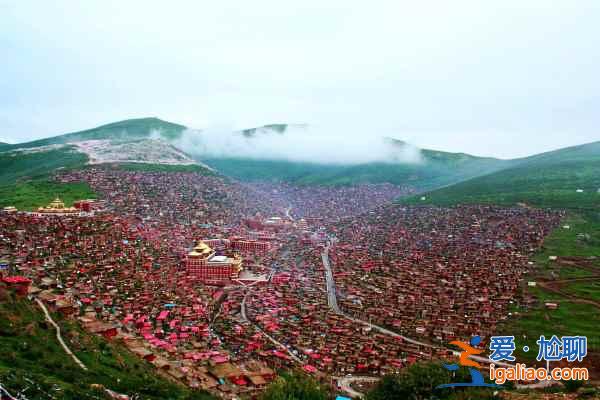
top-left (193, 241), bottom-right (213, 254)
top-left (36, 197), bottom-right (78, 213)
top-left (49, 197), bottom-right (65, 209)
top-left (188, 240), bottom-right (214, 257)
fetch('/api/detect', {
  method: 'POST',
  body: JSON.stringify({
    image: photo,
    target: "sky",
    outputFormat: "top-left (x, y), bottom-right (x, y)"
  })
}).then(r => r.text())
top-left (1, 0), bottom-right (599, 159)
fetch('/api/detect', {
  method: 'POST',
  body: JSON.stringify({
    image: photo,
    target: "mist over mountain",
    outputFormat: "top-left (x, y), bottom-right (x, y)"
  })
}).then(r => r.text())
top-left (172, 123), bottom-right (423, 165)
top-left (0, 117), bottom-right (512, 189)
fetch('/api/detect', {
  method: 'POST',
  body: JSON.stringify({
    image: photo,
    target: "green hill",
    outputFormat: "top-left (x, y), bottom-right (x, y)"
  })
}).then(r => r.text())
top-left (6, 118), bottom-right (599, 197)
top-left (401, 141), bottom-right (600, 210)
top-left (4, 118), bottom-right (511, 189)
top-left (0, 119), bottom-right (214, 210)
top-left (0, 146), bottom-right (95, 210)
top-left (241, 123), bottom-right (292, 137)
top-left (200, 131), bottom-right (510, 188)
top-left (203, 149), bottom-right (508, 189)
top-left (0, 146), bottom-right (88, 185)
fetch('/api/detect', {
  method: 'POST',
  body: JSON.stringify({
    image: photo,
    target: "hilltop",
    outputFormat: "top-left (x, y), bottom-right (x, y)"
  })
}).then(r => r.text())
top-left (3, 117), bottom-right (186, 150)
top-left (5, 117), bottom-right (600, 205)
top-left (240, 123), bottom-right (307, 137)
top-left (0, 119), bottom-right (214, 210)
top-left (1, 118), bottom-right (213, 184)
top-left (4, 118), bottom-right (513, 191)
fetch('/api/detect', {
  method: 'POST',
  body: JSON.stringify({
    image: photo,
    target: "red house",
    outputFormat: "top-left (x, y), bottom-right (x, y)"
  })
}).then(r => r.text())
top-left (2, 276), bottom-right (31, 297)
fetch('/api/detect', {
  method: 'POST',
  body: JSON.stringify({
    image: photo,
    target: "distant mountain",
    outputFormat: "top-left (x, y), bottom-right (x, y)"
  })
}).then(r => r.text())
top-left (4, 118), bottom-right (512, 190)
top-left (6, 118), bottom-right (599, 205)
top-left (401, 141), bottom-right (600, 210)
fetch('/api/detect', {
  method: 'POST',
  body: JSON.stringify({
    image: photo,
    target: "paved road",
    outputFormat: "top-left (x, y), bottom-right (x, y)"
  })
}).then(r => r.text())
top-left (321, 241), bottom-right (437, 348)
top-left (334, 376), bottom-right (379, 398)
top-left (0, 383), bottom-right (18, 400)
top-left (321, 243), bottom-right (340, 313)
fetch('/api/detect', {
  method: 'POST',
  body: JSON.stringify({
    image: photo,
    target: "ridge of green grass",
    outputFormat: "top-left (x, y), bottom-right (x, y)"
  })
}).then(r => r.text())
top-left (500, 211), bottom-right (600, 362)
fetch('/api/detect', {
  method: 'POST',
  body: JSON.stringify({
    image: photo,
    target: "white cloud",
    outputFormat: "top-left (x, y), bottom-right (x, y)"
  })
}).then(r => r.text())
top-left (174, 124), bottom-right (423, 165)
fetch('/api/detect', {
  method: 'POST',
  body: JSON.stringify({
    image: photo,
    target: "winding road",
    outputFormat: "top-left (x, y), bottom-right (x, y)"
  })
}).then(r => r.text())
top-left (35, 298), bottom-right (88, 371)
top-left (334, 376), bottom-right (379, 398)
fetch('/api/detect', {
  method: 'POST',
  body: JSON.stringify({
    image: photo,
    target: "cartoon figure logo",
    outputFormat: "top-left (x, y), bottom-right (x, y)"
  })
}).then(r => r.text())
top-left (436, 336), bottom-right (502, 388)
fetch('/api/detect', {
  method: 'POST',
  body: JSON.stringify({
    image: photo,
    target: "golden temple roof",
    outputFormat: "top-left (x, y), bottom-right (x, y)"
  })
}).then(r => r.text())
top-left (49, 197), bottom-right (65, 208)
top-left (36, 197), bottom-right (78, 214)
top-left (194, 241), bottom-right (213, 252)
top-left (189, 240), bottom-right (214, 257)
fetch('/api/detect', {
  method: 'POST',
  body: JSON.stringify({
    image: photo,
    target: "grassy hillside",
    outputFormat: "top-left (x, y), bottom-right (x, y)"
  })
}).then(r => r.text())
top-left (200, 129), bottom-right (509, 187)
top-left (5, 118), bottom-right (186, 150)
top-left (0, 145), bottom-right (94, 210)
top-left (0, 121), bottom-right (214, 209)
top-left (401, 141), bottom-right (600, 210)
top-left (7, 118), bottom-right (598, 193)
top-left (0, 293), bottom-right (213, 400)
top-left (203, 150), bottom-right (508, 188)
top-left (499, 210), bottom-right (600, 369)
top-left (4, 118), bottom-right (511, 188)
top-left (0, 161), bottom-right (215, 211)
top-left (0, 181), bottom-right (96, 211)
top-left (0, 146), bottom-right (89, 185)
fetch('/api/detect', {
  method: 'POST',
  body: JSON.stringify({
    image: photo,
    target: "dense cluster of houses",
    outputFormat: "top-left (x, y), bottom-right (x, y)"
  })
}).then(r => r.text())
top-left (0, 170), bottom-right (291, 397)
top-left (0, 167), bottom-right (564, 397)
top-left (330, 205), bottom-right (562, 343)
top-left (247, 182), bottom-right (414, 222)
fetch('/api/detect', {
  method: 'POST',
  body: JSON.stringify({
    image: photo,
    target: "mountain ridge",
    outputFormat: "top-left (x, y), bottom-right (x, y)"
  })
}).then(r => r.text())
top-left (2, 118), bottom-right (511, 189)
top-left (4, 117), bottom-right (186, 150)
top-left (4, 118), bottom-right (600, 196)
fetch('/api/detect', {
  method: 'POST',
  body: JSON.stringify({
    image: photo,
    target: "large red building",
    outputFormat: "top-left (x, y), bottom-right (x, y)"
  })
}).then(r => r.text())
top-left (230, 238), bottom-right (270, 254)
top-left (186, 241), bottom-right (242, 285)
top-left (202, 237), bottom-right (271, 255)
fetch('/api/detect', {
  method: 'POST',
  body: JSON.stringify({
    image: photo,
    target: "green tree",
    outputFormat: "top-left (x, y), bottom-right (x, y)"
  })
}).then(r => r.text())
top-left (261, 371), bottom-right (329, 400)
top-left (365, 362), bottom-right (500, 400)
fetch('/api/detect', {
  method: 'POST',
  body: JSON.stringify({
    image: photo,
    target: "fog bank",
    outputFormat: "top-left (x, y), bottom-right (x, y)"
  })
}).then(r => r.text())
top-left (172, 124), bottom-right (423, 165)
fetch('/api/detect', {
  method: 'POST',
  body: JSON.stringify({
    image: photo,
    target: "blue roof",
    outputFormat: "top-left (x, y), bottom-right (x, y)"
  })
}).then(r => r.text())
top-left (336, 396), bottom-right (352, 400)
